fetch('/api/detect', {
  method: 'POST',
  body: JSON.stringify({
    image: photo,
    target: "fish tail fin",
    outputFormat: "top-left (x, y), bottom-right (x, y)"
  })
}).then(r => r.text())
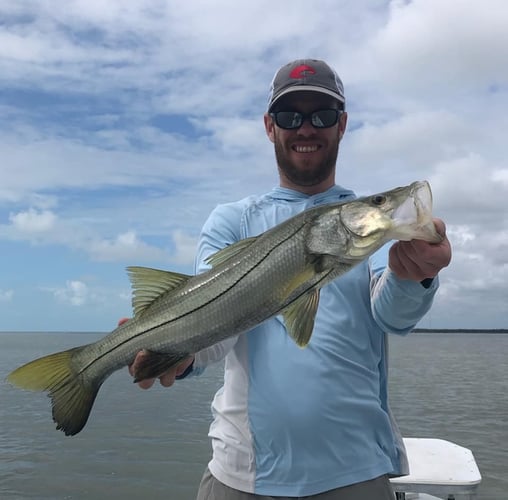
top-left (7, 347), bottom-right (100, 436)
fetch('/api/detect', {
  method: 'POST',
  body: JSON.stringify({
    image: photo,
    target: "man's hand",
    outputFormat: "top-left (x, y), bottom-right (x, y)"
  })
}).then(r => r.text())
top-left (389, 218), bottom-right (451, 282)
top-left (128, 351), bottom-right (194, 389)
top-left (118, 318), bottom-right (194, 389)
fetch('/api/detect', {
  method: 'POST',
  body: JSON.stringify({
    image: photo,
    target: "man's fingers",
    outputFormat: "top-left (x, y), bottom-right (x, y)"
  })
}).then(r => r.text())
top-left (175, 356), bottom-right (194, 376)
top-left (137, 378), bottom-right (156, 390)
top-left (129, 351), bottom-right (194, 389)
top-left (390, 242), bottom-right (422, 281)
top-left (432, 218), bottom-right (446, 239)
top-left (158, 357), bottom-right (194, 387)
top-left (389, 239), bottom-right (445, 281)
top-left (128, 349), bottom-right (157, 388)
top-left (159, 372), bottom-right (177, 387)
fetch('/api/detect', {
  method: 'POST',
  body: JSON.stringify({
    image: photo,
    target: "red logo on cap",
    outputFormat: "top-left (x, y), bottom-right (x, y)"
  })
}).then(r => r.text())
top-left (289, 65), bottom-right (316, 79)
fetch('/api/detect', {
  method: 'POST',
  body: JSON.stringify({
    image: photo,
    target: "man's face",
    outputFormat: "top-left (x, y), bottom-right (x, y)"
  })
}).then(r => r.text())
top-left (264, 91), bottom-right (347, 191)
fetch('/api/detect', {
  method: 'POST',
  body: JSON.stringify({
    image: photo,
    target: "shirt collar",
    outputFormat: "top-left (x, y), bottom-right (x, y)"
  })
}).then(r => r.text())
top-left (266, 185), bottom-right (356, 205)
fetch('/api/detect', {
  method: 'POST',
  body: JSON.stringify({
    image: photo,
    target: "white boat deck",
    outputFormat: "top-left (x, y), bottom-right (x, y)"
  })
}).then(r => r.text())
top-left (391, 438), bottom-right (482, 499)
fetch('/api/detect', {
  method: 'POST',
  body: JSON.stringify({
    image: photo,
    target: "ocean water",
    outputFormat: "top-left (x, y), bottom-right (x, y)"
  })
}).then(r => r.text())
top-left (0, 332), bottom-right (506, 499)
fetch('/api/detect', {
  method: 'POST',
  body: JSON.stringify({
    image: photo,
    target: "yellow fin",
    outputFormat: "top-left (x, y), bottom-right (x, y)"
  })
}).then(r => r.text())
top-left (7, 346), bottom-right (100, 436)
top-left (126, 266), bottom-right (192, 317)
top-left (281, 265), bottom-right (316, 298)
top-left (282, 289), bottom-right (320, 347)
top-left (205, 236), bottom-right (258, 268)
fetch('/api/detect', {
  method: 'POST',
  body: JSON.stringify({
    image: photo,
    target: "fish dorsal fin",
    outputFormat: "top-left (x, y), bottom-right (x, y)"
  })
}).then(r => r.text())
top-left (126, 266), bottom-right (192, 317)
top-left (205, 236), bottom-right (258, 268)
top-left (281, 289), bottom-right (320, 348)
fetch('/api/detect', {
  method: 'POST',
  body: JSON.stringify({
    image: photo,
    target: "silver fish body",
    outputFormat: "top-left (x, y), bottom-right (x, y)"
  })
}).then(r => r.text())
top-left (7, 180), bottom-right (441, 435)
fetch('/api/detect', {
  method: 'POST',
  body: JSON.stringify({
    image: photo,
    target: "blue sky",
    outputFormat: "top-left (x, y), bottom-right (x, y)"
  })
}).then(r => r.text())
top-left (0, 0), bottom-right (507, 331)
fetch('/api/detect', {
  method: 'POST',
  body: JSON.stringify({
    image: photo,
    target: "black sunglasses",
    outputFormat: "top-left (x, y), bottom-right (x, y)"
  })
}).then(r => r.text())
top-left (270, 109), bottom-right (341, 130)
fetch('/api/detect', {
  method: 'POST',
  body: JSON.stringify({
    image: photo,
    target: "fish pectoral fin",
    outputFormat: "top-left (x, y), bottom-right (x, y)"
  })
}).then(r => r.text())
top-left (205, 236), bottom-right (258, 268)
top-left (132, 350), bottom-right (190, 383)
top-left (126, 266), bottom-right (192, 317)
top-left (281, 289), bottom-right (320, 348)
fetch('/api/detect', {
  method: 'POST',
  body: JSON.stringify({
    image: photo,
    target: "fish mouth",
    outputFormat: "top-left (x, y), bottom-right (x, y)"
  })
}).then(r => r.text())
top-left (392, 181), bottom-right (442, 243)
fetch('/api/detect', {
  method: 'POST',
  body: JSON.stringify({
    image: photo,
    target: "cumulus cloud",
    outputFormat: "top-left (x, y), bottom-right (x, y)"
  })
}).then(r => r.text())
top-left (51, 280), bottom-right (89, 306)
top-left (9, 208), bottom-right (57, 233)
top-left (0, 0), bottom-right (506, 329)
top-left (1, 207), bottom-right (172, 264)
top-left (348, 110), bottom-right (475, 179)
top-left (88, 230), bottom-right (168, 262)
top-left (430, 154), bottom-right (508, 220)
top-left (350, 0), bottom-right (508, 101)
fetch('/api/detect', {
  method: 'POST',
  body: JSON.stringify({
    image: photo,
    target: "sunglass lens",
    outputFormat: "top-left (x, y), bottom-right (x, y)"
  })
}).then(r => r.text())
top-left (311, 110), bottom-right (338, 128)
top-left (272, 109), bottom-right (339, 129)
top-left (275, 111), bottom-right (302, 129)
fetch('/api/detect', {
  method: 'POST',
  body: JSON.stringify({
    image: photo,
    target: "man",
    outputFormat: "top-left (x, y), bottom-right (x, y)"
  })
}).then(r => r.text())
top-left (129, 59), bottom-right (451, 499)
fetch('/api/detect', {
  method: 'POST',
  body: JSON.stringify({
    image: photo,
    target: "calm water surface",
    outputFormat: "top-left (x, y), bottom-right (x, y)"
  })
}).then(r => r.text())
top-left (0, 332), bottom-right (506, 499)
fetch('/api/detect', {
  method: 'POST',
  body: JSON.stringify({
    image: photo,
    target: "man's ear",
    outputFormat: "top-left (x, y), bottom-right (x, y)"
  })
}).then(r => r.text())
top-left (338, 111), bottom-right (348, 140)
top-left (264, 113), bottom-right (275, 143)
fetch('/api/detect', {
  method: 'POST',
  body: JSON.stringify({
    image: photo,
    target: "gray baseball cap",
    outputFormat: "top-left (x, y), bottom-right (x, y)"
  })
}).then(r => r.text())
top-left (268, 59), bottom-right (345, 112)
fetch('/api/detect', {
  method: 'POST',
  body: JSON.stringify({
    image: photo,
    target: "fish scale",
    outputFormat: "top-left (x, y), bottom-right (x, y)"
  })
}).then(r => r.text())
top-left (7, 180), bottom-right (442, 435)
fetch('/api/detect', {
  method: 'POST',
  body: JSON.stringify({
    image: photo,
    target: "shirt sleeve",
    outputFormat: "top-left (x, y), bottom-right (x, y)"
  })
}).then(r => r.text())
top-left (369, 242), bottom-right (439, 335)
top-left (185, 203), bottom-right (245, 376)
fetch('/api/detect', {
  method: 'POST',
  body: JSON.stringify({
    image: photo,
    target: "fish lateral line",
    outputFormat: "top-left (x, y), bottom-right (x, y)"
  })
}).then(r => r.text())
top-left (5, 180), bottom-right (439, 435)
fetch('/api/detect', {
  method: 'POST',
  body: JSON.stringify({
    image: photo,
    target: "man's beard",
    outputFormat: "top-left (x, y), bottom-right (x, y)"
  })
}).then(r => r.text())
top-left (274, 137), bottom-right (339, 187)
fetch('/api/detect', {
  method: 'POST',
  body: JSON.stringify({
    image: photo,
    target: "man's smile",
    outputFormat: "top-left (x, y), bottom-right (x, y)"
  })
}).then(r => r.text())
top-left (292, 144), bottom-right (321, 153)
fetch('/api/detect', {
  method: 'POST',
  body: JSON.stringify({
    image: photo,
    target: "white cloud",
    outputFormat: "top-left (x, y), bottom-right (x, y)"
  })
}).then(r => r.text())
top-left (0, 289), bottom-right (14, 301)
top-left (445, 225), bottom-right (475, 247)
top-left (171, 229), bottom-right (198, 267)
top-left (492, 169), bottom-right (508, 185)
top-left (1, 204), bottom-right (175, 264)
top-left (0, 1), bottom-right (506, 329)
top-left (348, 110), bottom-right (474, 178)
top-left (351, 0), bottom-right (508, 100)
top-left (9, 208), bottom-right (57, 233)
top-left (88, 230), bottom-right (168, 262)
top-left (430, 154), bottom-right (508, 220)
top-left (51, 280), bottom-right (89, 306)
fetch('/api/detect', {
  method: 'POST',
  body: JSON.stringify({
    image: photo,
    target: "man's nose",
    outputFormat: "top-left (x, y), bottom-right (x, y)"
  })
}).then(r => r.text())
top-left (297, 118), bottom-right (318, 135)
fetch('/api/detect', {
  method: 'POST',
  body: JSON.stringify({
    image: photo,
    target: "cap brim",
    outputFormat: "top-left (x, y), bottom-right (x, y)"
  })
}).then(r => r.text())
top-left (269, 85), bottom-right (345, 111)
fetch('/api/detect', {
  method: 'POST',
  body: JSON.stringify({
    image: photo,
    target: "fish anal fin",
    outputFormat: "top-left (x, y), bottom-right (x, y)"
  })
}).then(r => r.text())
top-left (132, 350), bottom-right (190, 383)
top-left (205, 236), bottom-right (258, 268)
top-left (282, 289), bottom-right (320, 348)
top-left (126, 266), bottom-right (192, 317)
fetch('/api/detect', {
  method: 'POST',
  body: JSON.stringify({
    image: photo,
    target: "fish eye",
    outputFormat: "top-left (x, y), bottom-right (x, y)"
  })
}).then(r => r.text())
top-left (371, 195), bottom-right (386, 205)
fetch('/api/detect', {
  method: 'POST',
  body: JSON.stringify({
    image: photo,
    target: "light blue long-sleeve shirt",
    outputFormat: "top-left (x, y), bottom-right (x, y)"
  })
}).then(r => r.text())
top-left (190, 185), bottom-right (438, 496)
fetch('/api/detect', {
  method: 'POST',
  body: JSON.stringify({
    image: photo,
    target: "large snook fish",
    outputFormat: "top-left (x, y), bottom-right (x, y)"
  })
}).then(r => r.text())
top-left (7, 181), bottom-right (442, 436)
